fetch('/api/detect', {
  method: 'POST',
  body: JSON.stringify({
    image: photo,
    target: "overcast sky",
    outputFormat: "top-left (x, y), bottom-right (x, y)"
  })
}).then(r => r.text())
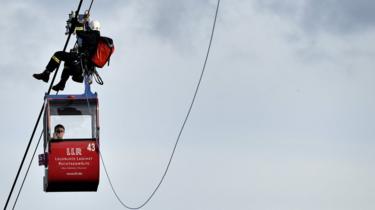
top-left (1, 0), bottom-right (375, 210)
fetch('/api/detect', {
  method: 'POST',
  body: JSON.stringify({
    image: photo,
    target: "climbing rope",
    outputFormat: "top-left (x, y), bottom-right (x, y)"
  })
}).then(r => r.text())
top-left (11, 131), bottom-right (44, 210)
top-left (101, 0), bottom-right (221, 209)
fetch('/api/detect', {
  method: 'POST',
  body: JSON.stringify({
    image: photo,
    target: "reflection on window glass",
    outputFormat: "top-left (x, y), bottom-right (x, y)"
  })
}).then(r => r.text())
top-left (51, 115), bottom-right (92, 139)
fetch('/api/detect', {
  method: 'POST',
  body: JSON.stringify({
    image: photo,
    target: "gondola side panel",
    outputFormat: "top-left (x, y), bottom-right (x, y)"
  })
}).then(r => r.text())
top-left (47, 140), bottom-right (99, 191)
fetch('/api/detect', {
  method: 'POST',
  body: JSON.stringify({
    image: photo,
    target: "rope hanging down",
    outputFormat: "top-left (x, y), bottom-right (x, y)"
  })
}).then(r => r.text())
top-left (88, 0), bottom-right (95, 14)
top-left (11, 131), bottom-right (44, 210)
top-left (3, 1), bottom-right (85, 209)
top-left (102, 0), bottom-right (221, 209)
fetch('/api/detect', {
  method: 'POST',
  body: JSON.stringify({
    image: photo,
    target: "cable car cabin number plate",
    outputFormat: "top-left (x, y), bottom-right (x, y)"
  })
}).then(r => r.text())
top-left (48, 140), bottom-right (99, 182)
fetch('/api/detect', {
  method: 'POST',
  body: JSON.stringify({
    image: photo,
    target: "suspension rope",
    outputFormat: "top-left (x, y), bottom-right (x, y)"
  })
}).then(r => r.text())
top-left (102, 0), bottom-right (221, 209)
top-left (11, 131), bottom-right (44, 210)
top-left (88, 0), bottom-right (95, 14)
top-left (3, 1), bottom-right (84, 209)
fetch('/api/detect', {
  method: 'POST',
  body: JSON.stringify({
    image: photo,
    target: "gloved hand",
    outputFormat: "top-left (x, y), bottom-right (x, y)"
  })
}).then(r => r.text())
top-left (69, 17), bottom-right (78, 34)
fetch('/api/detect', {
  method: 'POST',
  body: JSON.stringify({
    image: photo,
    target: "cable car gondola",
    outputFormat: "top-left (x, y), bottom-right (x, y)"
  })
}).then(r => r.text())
top-left (39, 80), bottom-right (100, 192)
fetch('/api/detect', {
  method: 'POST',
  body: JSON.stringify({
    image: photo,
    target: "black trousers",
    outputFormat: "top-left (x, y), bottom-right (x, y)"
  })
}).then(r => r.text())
top-left (46, 51), bottom-right (83, 84)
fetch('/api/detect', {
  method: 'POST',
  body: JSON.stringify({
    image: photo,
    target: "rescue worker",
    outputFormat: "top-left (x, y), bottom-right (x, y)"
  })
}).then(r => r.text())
top-left (33, 20), bottom-right (101, 91)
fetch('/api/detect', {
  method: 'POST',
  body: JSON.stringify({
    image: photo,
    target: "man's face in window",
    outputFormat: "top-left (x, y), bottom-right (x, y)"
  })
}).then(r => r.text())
top-left (54, 128), bottom-right (65, 139)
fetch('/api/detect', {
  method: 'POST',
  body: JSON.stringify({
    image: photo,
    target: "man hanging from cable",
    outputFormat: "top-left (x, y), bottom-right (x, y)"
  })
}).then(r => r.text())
top-left (33, 11), bottom-right (102, 91)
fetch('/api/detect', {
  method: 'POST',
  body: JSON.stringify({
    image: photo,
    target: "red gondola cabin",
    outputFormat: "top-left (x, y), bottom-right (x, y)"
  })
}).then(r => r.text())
top-left (39, 92), bottom-right (100, 192)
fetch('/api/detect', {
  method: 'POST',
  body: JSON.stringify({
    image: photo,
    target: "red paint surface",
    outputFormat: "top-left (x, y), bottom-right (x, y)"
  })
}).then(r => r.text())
top-left (48, 140), bottom-right (99, 182)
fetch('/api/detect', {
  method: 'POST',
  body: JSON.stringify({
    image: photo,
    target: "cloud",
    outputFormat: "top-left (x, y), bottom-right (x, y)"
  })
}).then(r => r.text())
top-left (255, 0), bottom-right (375, 34)
top-left (105, 0), bottom-right (215, 51)
top-left (2, 1), bottom-right (375, 210)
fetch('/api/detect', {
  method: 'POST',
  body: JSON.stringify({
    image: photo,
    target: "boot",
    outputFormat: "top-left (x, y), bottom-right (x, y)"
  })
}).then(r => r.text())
top-left (52, 81), bottom-right (66, 91)
top-left (33, 70), bottom-right (50, 83)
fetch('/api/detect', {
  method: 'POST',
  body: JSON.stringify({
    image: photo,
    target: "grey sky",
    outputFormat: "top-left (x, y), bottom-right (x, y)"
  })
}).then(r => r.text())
top-left (255, 0), bottom-right (375, 33)
top-left (1, 0), bottom-right (375, 210)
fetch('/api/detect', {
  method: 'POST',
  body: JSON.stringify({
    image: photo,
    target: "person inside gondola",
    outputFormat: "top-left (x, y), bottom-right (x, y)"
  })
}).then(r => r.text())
top-left (53, 124), bottom-right (65, 139)
top-left (33, 20), bottom-right (101, 91)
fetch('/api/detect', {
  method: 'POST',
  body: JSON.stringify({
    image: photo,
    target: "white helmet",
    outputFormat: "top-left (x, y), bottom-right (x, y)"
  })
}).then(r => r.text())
top-left (89, 20), bottom-right (101, 31)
